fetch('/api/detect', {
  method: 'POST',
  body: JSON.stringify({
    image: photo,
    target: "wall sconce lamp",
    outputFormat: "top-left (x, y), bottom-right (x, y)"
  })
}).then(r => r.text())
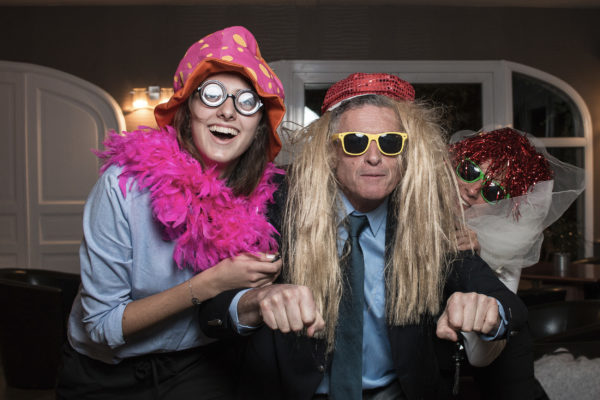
top-left (124, 86), bottom-right (174, 114)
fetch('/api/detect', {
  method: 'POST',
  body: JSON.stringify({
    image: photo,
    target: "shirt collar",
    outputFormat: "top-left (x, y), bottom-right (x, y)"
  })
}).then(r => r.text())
top-left (339, 193), bottom-right (388, 237)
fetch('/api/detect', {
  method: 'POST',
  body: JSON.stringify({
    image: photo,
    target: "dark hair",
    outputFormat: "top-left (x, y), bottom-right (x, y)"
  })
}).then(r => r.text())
top-left (172, 95), bottom-right (270, 197)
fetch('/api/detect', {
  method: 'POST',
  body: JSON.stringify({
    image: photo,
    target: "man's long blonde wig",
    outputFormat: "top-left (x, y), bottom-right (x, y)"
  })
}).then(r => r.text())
top-left (283, 95), bottom-right (462, 351)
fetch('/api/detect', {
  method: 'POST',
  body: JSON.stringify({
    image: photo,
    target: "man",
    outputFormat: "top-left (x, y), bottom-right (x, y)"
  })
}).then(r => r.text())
top-left (199, 73), bottom-right (527, 400)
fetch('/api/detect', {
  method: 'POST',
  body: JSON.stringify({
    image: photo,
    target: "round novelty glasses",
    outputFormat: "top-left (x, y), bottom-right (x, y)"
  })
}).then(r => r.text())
top-left (331, 132), bottom-right (408, 156)
top-left (196, 80), bottom-right (263, 116)
top-left (455, 158), bottom-right (510, 204)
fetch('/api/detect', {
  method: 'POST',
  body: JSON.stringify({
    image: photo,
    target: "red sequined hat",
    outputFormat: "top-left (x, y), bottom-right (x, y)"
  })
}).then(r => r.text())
top-left (321, 72), bottom-right (415, 113)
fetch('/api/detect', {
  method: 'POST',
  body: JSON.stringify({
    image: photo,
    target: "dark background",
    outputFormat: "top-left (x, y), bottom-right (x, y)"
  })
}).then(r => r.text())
top-left (1, 4), bottom-right (599, 244)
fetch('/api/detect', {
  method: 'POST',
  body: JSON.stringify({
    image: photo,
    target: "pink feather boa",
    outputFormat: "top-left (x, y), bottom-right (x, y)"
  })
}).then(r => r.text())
top-left (96, 126), bottom-right (283, 272)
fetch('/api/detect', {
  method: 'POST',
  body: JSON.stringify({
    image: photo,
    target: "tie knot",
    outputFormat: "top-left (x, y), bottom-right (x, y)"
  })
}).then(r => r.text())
top-left (347, 214), bottom-right (369, 238)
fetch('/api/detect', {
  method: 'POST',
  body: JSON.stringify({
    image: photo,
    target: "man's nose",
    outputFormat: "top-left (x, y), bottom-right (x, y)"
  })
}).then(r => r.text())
top-left (364, 140), bottom-right (382, 165)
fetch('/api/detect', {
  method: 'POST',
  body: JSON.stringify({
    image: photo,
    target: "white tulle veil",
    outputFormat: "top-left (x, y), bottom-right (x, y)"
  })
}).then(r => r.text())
top-left (451, 130), bottom-right (585, 283)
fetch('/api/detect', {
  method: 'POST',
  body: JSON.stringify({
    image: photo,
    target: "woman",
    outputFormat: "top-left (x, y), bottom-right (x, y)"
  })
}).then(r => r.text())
top-left (449, 127), bottom-right (585, 399)
top-left (56, 26), bottom-right (286, 399)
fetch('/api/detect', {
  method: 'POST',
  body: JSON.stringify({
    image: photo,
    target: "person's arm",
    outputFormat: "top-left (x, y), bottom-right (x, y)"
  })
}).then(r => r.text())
top-left (436, 252), bottom-right (527, 343)
top-left (236, 284), bottom-right (324, 336)
top-left (436, 291), bottom-right (503, 341)
top-left (199, 174), bottom-right (295, 338)
top-left (199, 283), bottom-right (325, 339)
top-left (461, 332), bottom-right (506, 367)
top-left (122, 253), bottom-right (281, 338)
top-left (79, 167), bottom-right (281, 345)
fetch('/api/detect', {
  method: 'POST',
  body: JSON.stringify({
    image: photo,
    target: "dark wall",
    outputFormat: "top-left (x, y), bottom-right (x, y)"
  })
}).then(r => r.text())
top-left (1, 5), bottom-right (599, 243)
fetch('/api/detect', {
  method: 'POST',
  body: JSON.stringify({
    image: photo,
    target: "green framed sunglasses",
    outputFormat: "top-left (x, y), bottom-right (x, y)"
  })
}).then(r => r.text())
top-left (456, 158), bottom-right (510, 204)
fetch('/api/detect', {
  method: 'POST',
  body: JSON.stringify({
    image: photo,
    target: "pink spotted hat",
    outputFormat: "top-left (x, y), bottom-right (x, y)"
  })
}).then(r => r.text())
top-left (155, 26), bottom-right (286, 162)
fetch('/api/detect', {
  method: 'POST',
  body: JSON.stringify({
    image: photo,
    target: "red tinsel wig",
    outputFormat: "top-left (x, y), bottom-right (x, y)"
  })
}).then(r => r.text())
top-left (450, 128), bottom-right (554, 198)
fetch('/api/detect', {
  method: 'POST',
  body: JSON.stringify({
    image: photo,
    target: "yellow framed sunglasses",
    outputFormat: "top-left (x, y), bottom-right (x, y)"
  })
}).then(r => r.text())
top-left (331, 132), bottom-right (408, 156)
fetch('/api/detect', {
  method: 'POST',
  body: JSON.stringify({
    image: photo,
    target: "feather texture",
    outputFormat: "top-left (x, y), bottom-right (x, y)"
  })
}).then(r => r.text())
top-left (96, 126), bottom-right (283, 272)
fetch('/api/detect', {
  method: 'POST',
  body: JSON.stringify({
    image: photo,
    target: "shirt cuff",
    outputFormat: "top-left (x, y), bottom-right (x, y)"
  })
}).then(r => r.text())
top-left (228, 288), bottom-right (261, 335)
top-left (479, 299), bottom-right (508, 341)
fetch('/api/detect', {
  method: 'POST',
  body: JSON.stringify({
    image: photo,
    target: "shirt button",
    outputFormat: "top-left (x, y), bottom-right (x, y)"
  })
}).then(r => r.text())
top-left (317, 365), bottom-right (325, 373)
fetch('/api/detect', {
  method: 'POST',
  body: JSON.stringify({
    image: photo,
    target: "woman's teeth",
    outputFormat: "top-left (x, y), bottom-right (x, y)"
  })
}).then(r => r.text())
top-left (209, 125), bottom-right (238, 139)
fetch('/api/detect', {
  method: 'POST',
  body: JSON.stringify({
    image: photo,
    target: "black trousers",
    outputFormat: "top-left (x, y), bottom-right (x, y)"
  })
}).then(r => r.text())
top-left (312, 380), bottom-right (407, 400)
top-left (56, 341), bottom-right (236, 400)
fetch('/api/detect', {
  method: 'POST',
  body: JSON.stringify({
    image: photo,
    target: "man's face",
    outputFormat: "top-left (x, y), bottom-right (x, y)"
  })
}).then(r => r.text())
top-left (333, 104), bottom-right (403, 212)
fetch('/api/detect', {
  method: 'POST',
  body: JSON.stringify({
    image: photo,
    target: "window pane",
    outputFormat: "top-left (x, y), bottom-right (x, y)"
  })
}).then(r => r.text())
top-left (304, 84), bottom-right (329, 125)
top-left (304, 82), bottom-right (483, 135)
top-left (547, 147), bottom-right (584, 169)
top-left (513, 72), bottom-right (583, 138)
top-left (542, 147), bottom-right (585, 260)
top-left (413, 83), bottom-right (482, 135)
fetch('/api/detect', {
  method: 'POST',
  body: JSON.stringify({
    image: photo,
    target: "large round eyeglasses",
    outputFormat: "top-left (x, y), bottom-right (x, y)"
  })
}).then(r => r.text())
top-left (196, 80), bottom-right (263, 116)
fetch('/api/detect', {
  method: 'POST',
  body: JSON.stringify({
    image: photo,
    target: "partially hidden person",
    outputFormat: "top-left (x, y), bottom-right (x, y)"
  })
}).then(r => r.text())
top-left (448, 127), bottom-right (585, 399)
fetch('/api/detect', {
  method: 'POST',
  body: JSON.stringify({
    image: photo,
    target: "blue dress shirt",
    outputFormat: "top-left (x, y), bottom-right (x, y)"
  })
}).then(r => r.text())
top-left (316, 195), bottom-right (396, 392)
top-left (67, 166), bottom-right (214, 364)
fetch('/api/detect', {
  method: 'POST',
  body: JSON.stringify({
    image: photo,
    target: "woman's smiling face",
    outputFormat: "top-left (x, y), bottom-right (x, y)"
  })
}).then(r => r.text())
top-left (190, 72), bottom-right (262, 178)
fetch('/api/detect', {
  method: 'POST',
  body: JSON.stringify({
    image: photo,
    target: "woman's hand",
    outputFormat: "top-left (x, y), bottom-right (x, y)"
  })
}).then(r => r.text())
top-left (122, 253), bottom-right (281, 338)
top-left (456, 227), bottom-right (480, 253)
top-left (201, 252), bottom-right (282, 295)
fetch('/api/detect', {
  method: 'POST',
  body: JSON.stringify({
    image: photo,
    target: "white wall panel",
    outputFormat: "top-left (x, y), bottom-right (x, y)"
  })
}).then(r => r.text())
top-left (0, 61), bottom-right (124, 273)
top-left (39, 89), bottom-right (102, 202)
top-left (0, 81), bottom-right (16, 203)
top-left (0, 215), bottom-right (17, 242)
top-left (0, 69), bottom-right (27, 267)
top-left (40, 214), bottom-right (83, 242)
top-left (40, 253), bottom-right (81, 274)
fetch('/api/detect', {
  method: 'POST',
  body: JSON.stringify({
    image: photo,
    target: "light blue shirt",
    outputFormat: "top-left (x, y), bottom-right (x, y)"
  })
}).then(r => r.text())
top-left (316, 195), bottom-right (396, 392)
top-left (316, 194), bottom-right (506, 393)
top-left (67, 166), bottom-right (215, 364)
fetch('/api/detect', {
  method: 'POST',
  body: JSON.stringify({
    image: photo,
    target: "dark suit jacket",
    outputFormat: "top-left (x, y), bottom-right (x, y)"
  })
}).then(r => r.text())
top-left (198, 181), bottom-right (527, 400)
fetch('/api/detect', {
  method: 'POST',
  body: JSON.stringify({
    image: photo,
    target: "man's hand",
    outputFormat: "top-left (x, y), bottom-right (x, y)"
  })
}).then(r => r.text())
top-left (436, 292), bottom-right (500, 342)
top-left (238, 284), bottom-right (325, 337)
